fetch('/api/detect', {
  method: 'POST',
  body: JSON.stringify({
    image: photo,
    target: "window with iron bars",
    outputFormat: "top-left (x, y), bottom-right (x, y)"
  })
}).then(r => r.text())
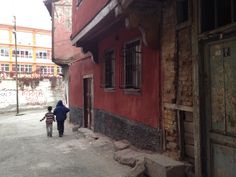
top-left (121, 40), bottom-right (142, 90)
top-left (101, 50), bottom-right (115, 89)
top-left (201, 0), bottom-right (236, 32)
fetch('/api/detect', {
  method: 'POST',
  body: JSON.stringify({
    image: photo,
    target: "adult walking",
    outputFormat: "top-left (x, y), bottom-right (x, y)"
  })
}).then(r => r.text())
top-left (53, 100), bottom-right (70, 137)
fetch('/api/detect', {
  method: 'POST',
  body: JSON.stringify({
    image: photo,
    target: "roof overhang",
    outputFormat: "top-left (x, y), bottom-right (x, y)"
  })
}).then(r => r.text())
top-left (71, 0), bottom-right (119, 45)
top-left (71, 0), bottom-right (162, 62)
top-left (43, 0), bottom-right (53, 16)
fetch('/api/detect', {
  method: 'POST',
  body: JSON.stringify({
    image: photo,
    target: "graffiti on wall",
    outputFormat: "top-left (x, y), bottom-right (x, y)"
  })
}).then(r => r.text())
top-left (0, 88), bottom-right (16, 105)
top-left (0, 79), bottom-right (65, 112)
top-left (21, 89), bottom-right (46, 105)
top-left (0, 88), bottom-right (46, 106)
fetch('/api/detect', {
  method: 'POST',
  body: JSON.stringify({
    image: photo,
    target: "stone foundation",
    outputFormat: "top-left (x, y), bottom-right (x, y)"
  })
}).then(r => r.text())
top-left (69, 107), bottom-right (83, 125)
top-left (94, 109), bottom-right (162, 151)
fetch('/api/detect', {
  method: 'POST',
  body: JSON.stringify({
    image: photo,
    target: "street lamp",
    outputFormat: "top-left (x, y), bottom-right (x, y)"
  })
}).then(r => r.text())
top-left (13, 16), bottom-right (19, 115)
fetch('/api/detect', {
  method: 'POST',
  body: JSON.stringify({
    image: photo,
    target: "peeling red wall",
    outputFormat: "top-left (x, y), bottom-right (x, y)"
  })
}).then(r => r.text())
top-left (69, 26), bottom-right (160, 128)
top-left (54, 0), bottom-right (82, 61)
top-left (72, 0), bottom-right (109, 38)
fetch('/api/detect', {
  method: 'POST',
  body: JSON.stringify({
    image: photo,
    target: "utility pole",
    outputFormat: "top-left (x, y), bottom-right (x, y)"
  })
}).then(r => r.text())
top-left (13, 16), bottom-right (19, 115)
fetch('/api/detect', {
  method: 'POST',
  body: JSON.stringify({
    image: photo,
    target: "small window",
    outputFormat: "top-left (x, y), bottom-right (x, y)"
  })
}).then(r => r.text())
top-left (102, 50), bottom-right (115, 89)
top-left (105, 50), bottom-right (115, 88)
top-left (177, 0), bottom-right (189, 24)
top-left (122, 40), bottom-right (142, 90)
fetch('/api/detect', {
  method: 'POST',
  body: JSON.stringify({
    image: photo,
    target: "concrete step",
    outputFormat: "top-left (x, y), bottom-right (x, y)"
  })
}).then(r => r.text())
top-left (114, 147), bottom-right (187, 177)
top-left (144, 154), bottom-right (186, 177)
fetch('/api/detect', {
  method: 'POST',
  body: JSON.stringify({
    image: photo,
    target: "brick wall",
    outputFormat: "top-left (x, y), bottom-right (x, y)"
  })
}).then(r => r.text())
top-left (177, 28), bottom-right (193, 106)
top-left (161, 0), bottom-right (193, 160)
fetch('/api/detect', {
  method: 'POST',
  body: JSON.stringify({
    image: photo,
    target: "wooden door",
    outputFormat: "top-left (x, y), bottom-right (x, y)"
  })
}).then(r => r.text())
top-left (83, 78), bottom-right (93, 129)
top-left (204, 38), bottom-right (236, 177)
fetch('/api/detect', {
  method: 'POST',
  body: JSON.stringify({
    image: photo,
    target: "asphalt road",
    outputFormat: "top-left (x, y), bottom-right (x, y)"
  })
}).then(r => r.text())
top-left (0, 110), bottom-right (130, 177)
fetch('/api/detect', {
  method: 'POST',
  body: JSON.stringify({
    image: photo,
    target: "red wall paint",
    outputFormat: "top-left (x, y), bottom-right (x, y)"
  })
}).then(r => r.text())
top-left (72, 0), bottom-right (109, 38)
top-left (69, 26), bottom-right (160, 128)
top-left (69, 56), bottom-right (98, 106)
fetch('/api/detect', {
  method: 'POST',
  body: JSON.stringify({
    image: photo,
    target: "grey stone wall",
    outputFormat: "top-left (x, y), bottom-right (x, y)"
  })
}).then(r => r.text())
top-left (69, 107), bottom-right (83, 125)
top-left (94, 109), bottom-right (162, 151)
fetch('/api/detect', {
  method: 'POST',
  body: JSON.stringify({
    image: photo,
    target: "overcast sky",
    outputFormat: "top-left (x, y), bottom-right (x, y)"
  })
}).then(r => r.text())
top-left (0, 0), bottom-right (51, 30)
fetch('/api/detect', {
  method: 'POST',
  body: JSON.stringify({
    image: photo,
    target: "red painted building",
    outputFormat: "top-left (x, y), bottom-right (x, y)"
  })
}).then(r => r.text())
top-left (70, 0), bottom-right (162, 150)
top-left (46, 0), bottom-right (236, 176)
top-left (44, 0), bottom-right (85, 105)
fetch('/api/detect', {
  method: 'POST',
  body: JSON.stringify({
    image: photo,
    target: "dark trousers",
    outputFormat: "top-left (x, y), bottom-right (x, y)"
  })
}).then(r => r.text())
top-left (57, 120), bottom-right (65, 136)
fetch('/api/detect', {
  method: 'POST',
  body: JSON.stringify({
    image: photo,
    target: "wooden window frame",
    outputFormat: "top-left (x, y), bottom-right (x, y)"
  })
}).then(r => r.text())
top-left (101, 49), bottom-right (115, 90)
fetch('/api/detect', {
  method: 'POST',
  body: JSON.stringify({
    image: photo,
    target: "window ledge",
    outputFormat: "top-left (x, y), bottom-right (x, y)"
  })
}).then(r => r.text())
top-left (123, 88), bottom-right (141, 95)
top-left (176, 21), bottom-right (192, 30)
top-left (104, 87), bottom-right (115, 92)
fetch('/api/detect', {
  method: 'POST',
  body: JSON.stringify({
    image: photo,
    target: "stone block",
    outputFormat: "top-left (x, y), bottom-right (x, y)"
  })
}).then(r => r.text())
top-left (144, 154), bottom-right (185, 177)
top-left (114, 148), bottom-right (144, 167)
top-left (114, 139), bottom-right (130, 151)
top-left (124, 160), bottom-right (145, 177)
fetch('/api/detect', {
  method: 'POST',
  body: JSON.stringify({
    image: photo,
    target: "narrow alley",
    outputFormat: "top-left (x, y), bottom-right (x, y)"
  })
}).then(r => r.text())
top-left (0, 110), bottom-right (130, 177)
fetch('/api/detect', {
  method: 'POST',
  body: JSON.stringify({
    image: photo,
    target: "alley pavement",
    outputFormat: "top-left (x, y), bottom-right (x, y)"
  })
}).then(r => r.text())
top-left (0, 110), bottom-right (130, 177)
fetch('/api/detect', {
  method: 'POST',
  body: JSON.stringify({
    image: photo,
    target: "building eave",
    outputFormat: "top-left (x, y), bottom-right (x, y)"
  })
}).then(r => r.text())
top-left (71, 0), bottom-right (119, 45)
top-left (52, 58), bottom-right (71, 66)
top-left (43, 0), bottom-right (53, 17)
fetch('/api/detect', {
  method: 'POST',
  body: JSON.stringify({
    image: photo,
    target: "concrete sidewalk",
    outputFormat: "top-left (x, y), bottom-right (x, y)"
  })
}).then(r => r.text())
top-left (0, 110), bottom-right (190, 177)
top-left (0, 111), bottom-right (130, 177)
top-left (75, 127), bottom-right (191, 177)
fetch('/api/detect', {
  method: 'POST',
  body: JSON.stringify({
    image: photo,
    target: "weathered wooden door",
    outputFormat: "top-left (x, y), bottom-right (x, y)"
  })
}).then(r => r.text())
top-left (204, 38), bottom-right (236, 177)
top-left (83, 77), bottom-right (93, 129)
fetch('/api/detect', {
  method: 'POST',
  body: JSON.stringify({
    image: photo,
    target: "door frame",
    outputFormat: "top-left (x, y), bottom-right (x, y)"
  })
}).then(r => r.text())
top-left (82, 74), bottom-right (94, 130)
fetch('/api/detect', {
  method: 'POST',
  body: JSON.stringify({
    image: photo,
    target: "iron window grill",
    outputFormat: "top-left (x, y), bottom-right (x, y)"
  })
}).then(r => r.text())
top-left (201, 0), bottom-right (236, 32)
top-left (120, 40), bottom-right (142, 90)
top-left (101, 50), bottom-right (115, 89)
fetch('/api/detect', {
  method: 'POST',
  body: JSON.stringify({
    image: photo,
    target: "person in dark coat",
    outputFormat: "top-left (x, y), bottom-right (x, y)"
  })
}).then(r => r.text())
top-left (53, 100), bottom-right (70, 137)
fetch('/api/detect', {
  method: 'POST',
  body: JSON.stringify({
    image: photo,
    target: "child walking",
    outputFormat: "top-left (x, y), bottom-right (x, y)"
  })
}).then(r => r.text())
top-left (40, 106), bottom-right (55, 137)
